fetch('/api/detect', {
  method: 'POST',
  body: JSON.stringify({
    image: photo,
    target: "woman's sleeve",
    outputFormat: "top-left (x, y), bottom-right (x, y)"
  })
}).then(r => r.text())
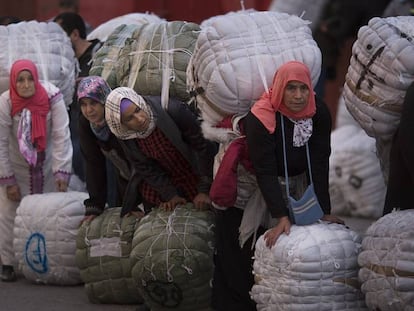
top-left (309, 98), bottom-right (332, 214)
top-left (245, 112), bottom-right (289, 218)
top-left (50, 90), bottom-right (72, 182)
top-left (120, 139), bottom-right (179, 215)
top-left (0, 93), bottom-right (16, 186)
top-left (167, 99), bottom-right (215, 194)
top-left (79, 114), bottom-right (107, 208)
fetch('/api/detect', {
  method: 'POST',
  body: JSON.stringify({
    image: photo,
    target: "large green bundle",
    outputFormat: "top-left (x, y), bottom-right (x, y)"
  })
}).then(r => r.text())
top-left (130, 203), bottom-right (215, 311)
top-left (116, 21), bottom-right (200, 103)
top-left (89, 24), bottom-right (141, 88)
top-left (76, 207), bottom-right (143, 304)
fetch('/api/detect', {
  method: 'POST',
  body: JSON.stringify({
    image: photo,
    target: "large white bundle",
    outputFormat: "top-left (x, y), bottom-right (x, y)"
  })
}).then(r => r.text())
top-left (187, 10), bottom-right (321, 125)
top-left (343, 16), bottom-right (414, 181)
top-left (13, 191), bottom-right (88, 285)
top-left (358, 210), bottom-right (414, 310)
top-left (268, 0), bottom-right (329, 31)
top-left (253, 223), bottom-right (366, 310)
top-left (0, 21), bottom-right (77, 108)
top-left (87, 13), bottom-right (163, 42)
top-left (329, 125), bottom-right (385, 219)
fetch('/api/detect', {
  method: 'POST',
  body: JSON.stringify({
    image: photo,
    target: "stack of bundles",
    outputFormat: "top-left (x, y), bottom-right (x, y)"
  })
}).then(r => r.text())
top-left (343, 16), bottom-right (414, 182)
top-left (87, 12), bottom-right (163, 42)
top-left (252, 223), bottom-right (367, 310)
top-left (0, 21), bottom-right (77, 108)
top-left (76, 207), bottom-right (143, 304)
top-left (13, 191), bottom-right (87, 285)
top-left (116, 20), bottom-right (201, 105)
top-left (268, 0), bottom-right (329, 31)
top-left (329, 125), bottom-right (385, 219)
top-left (90, 24), bottom-right (142, 89)
top-left (358, 210), bottom-right (414, 310)
top-left (187, 10), bottom-right (321, 125)
top-left (130, 203), bottom-right (215, 311)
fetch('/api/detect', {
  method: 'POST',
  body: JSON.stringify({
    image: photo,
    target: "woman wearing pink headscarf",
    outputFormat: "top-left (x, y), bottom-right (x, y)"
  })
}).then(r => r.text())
top-left (0, 59), bottom-right (72, 282)
top-left (212, 61), bottom-right (344, 310)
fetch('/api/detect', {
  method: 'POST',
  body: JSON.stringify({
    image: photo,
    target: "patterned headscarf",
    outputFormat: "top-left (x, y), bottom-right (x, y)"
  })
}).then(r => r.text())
top-left (10, 59), bottom-right (50, 152)
top-left (77, 76), bottom-right (111, 105)
top-left (105, 87), bottom-right (156, 140)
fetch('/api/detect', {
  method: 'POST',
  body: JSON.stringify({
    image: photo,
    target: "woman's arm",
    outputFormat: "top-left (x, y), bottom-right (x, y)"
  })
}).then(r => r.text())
top-left (245, 112), bottom-right (289, 218)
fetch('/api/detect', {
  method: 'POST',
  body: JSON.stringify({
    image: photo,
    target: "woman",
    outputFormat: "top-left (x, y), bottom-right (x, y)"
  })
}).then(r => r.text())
top-left (246, 61), bottom-right (344, 246)
top-left (77, 76), bottom-right (131, 219)
top-left (0, 59), bottom-right (72, 282)
top-left (212, 61), bottom-right (344, 310)
top-left (105, 87), bottom-right (215, 216)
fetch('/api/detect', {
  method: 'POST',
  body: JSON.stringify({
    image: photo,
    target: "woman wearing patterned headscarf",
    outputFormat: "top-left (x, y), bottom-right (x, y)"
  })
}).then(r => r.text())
top-left (105, 87), bottom-right (215, 216)
top-left (0, 59), bottom-right (72, 282)
top-left (77, 76), bottom-right (131, 220)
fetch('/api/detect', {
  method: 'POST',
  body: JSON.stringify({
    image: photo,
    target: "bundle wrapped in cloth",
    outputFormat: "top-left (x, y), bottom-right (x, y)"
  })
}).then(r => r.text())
top-left (76, 207), bottom-right (143, 304)
top-left (358, 209), bottom-right (414, 310)
top-left (343, 16), bottom-right (414, 181)
top-left (130, 203), bottom-right (215, 311)
top-left (90, 20), bottom-right (200, 106)
top-left (329, 124), bottom-right (385, 219)
top-left (0, 21), bottom-right (77, 108)
top-left (252, 223), bottom-right (367, 310)
top-left (187, 10), bottom-right (321, 125)
top-left (13, 191), bottom-right (87, 285)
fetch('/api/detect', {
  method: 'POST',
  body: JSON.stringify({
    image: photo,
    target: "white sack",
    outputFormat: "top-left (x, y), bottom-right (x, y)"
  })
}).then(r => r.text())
top-left (253, 223), bottom-right (367, 310)
top-left (358, 210), bottom-right (414, 310)
top-left (13, 191), bottom-right (88, 285)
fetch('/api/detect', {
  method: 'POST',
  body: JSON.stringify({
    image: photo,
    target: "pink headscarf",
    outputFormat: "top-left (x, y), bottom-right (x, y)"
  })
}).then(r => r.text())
top-left (10, 59), bottom-right (50, 152)
top-left (251, 61), bottom-right (316, 133)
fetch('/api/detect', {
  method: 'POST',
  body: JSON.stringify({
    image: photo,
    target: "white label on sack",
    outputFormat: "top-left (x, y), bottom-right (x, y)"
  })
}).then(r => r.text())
top-left (89, 237), bottom-right (122, 257)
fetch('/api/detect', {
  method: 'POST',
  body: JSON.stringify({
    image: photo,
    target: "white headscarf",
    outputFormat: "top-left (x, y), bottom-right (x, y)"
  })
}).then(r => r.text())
top-left (105, 87), bottom-right (156, 140)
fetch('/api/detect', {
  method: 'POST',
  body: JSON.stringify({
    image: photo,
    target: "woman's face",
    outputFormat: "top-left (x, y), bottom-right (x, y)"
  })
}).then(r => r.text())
top-left (121, 102), bottom-right (150, 132)
top-left (16, 70), bottom-right (36, 98)
top-left (79, 97), bottom-right (105, 124)
top-left (283, 80), bottom-right (310, 112)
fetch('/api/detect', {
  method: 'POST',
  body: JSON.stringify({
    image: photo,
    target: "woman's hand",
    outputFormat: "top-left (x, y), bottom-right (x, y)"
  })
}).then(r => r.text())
top-left (160, 195), bottom-right (187, 211)
top-left (6, 184), bottom-right (21, 202)
top-left (193, 193), bottom-right (211, 210)
top-left (321, 214), bottom-right (345, 225)
top-left (56, 179), bottom-right (68, 192)
top-left (264, 216), bottom-right (291, 248)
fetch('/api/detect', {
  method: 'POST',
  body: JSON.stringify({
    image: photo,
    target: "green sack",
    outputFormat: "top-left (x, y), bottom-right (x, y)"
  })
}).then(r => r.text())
top-left (76, 206), bottom-right (143, 304)
top-left (130, 203), bottom-right (215, 311)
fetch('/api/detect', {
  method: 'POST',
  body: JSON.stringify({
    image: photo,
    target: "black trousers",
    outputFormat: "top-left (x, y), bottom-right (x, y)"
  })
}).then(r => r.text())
top-left (212, 208), bottom-right (265, 311)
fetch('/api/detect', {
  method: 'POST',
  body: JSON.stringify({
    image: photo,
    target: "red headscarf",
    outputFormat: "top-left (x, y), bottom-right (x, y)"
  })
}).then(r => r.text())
top-left (10, 59), bottom-right (50, 152)
top-left (251, 61), bottom-right (316, 133)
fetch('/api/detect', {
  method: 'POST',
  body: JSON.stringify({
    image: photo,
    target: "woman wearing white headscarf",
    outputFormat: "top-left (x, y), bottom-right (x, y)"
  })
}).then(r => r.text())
top-left (105, 87), bottom-right (215, 216)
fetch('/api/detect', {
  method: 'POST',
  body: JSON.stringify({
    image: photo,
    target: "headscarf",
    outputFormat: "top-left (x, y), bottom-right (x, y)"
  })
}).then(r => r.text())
top-left (251, 61), bottom-right (316, 135)
top-left (77, 76), bottom-right (112, 141)
top-left (10, 59), bottom-right (50, 152)
top-left (105, 87), bottom-right (155, 140)
top-left (77, 76), bottom-right (111, 105)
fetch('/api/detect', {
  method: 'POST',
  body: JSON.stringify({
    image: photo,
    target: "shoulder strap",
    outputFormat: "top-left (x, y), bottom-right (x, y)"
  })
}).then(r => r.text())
top-left (280, 115), bottom-right (313, 197)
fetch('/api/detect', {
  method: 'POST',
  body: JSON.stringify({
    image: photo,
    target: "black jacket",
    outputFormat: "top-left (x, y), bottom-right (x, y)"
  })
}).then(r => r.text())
top-left (79, 113), bottom-right (130, 209)
top-left (245, 97), bottom-right (332, 218)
